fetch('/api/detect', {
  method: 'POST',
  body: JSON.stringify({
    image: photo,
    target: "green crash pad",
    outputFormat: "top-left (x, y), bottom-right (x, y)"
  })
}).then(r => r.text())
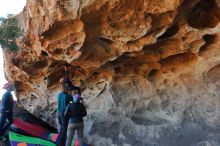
top-left (9, 131), bottom-right (57, 146)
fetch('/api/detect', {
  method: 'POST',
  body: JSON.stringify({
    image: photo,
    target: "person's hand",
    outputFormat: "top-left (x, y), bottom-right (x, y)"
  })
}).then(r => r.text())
top-left (59, 78), bottom-right (65, 84)
top-left (64, 66), bottom-right (67, 71)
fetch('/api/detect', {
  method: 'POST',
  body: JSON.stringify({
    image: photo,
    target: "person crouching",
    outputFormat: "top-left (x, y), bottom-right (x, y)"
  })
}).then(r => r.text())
top-left (0, 82), bottom-right (15, 136)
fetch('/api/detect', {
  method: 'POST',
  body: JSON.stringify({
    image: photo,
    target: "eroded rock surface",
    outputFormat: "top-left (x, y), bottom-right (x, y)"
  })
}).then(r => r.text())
top-left (3, 0), bottom-right (220, 145)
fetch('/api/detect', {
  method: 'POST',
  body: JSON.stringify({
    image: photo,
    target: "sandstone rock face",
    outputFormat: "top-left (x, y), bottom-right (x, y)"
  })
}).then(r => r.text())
top-left (3, 0), bottom-right (220, 145)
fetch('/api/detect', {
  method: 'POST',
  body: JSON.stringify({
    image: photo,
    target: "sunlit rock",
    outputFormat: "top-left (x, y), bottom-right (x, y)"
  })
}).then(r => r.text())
top-left (3, 0), bottom-right (220, 145)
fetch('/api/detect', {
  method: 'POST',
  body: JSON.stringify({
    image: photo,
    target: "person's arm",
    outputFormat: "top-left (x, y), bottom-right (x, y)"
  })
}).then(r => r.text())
top-left (64, 66), bottom-right (81, 95)
top-left (64, 104), bottom-right (70, 126)
top-left (68, 94), bottom-right (73, 102)
top-left (64, 67), bottom-right (73, 88)
top-left (75, 87), bottom-right (81, 96)
top-left (1, 93), bottom-right (6, 110)
top-left (56, 93), bottom-right (60, 110)
top-left (10, 93), bottom-right (14, 111)
top-left (2, 93), bottom-right (11, 110)
top-left (64, 66), bottom-right (68, 77)
top-left (64, 105), bottom-right (70, 118)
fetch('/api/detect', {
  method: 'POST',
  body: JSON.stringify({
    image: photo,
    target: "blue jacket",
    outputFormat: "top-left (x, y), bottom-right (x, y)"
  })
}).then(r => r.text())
top-left (1, 91), bottom-right (14, 113)
top-left (57, 92), bottom-right (72, 113)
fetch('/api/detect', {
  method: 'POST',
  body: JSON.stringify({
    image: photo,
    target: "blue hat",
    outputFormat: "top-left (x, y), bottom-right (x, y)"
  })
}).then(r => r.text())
top-left (73, 94), bottom-right (81, 102)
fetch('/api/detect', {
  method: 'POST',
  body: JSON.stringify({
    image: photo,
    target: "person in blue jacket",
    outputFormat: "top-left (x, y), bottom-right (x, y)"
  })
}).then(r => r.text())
top-left (56, 83), bottom-right (72, 133)
top-left (0, 82), bottom-right (15, 136)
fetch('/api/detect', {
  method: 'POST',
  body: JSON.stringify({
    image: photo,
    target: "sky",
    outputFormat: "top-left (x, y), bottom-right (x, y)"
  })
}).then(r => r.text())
top-left (0, 0), bottom-right (27, 17)
top-left (0, 0), bottom-right (27, 99)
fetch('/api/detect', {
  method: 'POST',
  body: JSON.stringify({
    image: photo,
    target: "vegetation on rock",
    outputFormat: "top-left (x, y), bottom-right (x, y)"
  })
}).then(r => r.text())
top-left (0, 16), bottom-right (23, 51)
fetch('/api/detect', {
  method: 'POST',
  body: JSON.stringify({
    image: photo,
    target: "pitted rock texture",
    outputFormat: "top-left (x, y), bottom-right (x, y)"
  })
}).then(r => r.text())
top-left (3, 0), bottom-right (220, 146)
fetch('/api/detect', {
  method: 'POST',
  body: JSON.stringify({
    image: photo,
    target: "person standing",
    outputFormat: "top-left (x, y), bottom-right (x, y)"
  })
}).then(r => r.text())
top-left (56, 84), bottom-right (72, 133)
top-left (0, 82), bottom-right (15, 136)
top-left (64, 92), bottom-right (87, 146)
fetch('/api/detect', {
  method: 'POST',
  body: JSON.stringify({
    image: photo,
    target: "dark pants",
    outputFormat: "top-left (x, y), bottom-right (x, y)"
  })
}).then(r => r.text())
top-left (0, 112), bottom-right (13, 136)
top-left (56, 112), bottom-right (68, 146)
top-left (57, 112), bottom-right (65, 133)
top-left (56, 124), bottom-right (68, 146)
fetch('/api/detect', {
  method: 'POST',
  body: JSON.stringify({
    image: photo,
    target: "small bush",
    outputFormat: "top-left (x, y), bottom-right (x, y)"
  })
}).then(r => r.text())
top-left (0, 16), bottom-right (23, 51)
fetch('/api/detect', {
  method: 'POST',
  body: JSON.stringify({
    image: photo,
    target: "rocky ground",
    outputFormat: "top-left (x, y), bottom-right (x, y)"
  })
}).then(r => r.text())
top-left (2, 0), bottom-right (220, 145)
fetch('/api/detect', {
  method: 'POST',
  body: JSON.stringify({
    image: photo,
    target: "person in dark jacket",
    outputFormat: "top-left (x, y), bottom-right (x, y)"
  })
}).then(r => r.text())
top-left (0, 82), bottom-right (14, 136)
top-left (64, 66), bottom-right (81, 95)
top-left (56, 84), bottom-right (72, 133)
top-left (64, 91), bottom-right (87, 146)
